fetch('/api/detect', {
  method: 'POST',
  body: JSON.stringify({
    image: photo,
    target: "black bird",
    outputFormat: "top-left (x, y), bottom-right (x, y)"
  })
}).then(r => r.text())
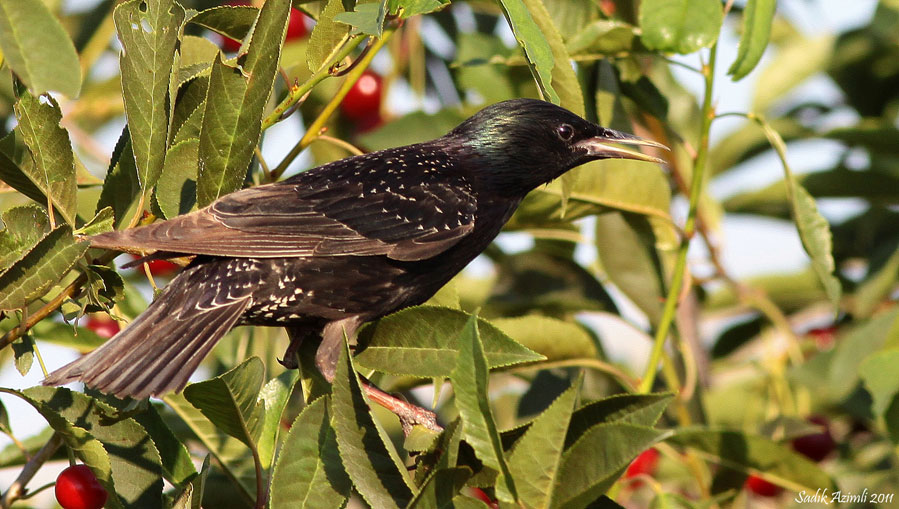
top-left (44, 99), bottom-right (665, 428)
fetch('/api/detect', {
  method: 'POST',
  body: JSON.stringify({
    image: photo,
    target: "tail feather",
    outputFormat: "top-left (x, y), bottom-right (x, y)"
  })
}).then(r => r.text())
top-left (44, 265), bottom-right (252, 399)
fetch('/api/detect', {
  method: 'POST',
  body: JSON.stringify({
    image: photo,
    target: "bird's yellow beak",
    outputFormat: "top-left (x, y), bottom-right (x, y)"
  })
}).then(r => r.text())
top-left (575, 130), bottom-right (669, 164)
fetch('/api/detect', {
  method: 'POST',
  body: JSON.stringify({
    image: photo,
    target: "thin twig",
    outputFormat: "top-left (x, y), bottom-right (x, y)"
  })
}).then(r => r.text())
top-left (0, 432), bottom-right (63, 509)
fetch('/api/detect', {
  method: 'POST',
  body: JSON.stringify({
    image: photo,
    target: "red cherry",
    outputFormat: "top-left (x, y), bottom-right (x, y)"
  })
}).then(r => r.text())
top-left (286, 8), bottom-right (308, 40)
top-left (55, 465), bottom-right (108, 509)
top-left (792, 416), bottom-right (836, 462)
top-left (468, 487), bottom-right (498, 508)
top-left (85, 315), bottom-right (120, 339)
top-left (128, 255), bottom-right (179, 276)
top-left (625, 448), bottom-right (659, 478)
top-left (341, 71), bottom-right (383, 123)
top-left (808, 326), bottom-right (837, 350)
top-left (744, 474), bottom-right (782, 497)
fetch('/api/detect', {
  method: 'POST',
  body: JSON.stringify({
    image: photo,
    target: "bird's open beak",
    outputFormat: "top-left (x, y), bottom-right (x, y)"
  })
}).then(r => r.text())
top-left (575, 130), bottom-right (669, 164)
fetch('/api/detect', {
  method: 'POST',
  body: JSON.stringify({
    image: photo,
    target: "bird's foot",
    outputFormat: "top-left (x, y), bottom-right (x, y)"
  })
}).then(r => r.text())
top-left (362, 380), bottom-right (442, 435)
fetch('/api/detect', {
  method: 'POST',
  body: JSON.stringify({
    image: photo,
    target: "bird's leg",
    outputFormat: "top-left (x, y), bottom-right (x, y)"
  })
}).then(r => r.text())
top-left (317, 318), bottom-right (442, 434)
top-left (279, 328), bottom-right (306, 370)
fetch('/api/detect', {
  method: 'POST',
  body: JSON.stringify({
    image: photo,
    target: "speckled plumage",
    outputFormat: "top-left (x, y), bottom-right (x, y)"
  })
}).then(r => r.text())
top-left (44, 99), bottom-right (665, 400)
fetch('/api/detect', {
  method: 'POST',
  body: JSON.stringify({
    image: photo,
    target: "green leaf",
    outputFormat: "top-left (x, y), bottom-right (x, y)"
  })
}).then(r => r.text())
top-left (130, 403), bottom-right (197, 487)
top-left (860, 349), bottom-right (899, 417)
top-left (523, 0), bottom-right (583, 115)
top-left (727, 0), bottom-right (777, 80)
top-left (334, 2), bottom-right (386, 37)
top-left (491, 316), bottom-right (597, 361)
top-left (115, 0), bottom-right (185, 196)
top-left (355, 306), bottom-right (545, 378)
top-left (595, 211), bottom-right (666, 325)
top-left (406, 467), bottom-right (473, 508)
top-left (554, 423), bottom-right (669, 508)
top-left (83, 264), bottom-right (125, 311)
top-left (156, 139), bottom-right (199, 219)
top-left (12, 335), bottom-right (34, 375)
top-left (269, 396), bottom-right (352, 509)
top-left (566, 393), bottom-right (674, 446)
top-left (506, 379), bottom-right (579, 507)
top-left (75, 207), bottom-right (115, 237)
top-left (449, 314), bottom-right (519, 503)
top-left (358, 109), bottom-right (468, 151)
top-left (567, 20), bottom-right (636, 56)
top-left (389, 0), bottom-right (449, 18)
top-left (828, 309), bottom-right (899, 401)
top-left (497, 0), bottom-right (560, 103)
top-left (306, 0), bottom-right (347, 72)
top-left (0, 203), bottom-right (50, 269)
top-left (331, 333), bottom-right (414, 508)
top-left (183, 357), bottom-right (266, 448)
top-left (13, 92), bottom-right (77, 225)
top-left (0, 0), bottom-right (82, 97)
top-left (164, 393), bottom-right (257, 502)
top-left (97, 128), bottom-right (141, 228)
top-left (35, 388), bottom-right (166, 508)
top-left (668, 428), bottom-right (834, 492)
top-left (0, 225), bottom-right (89, 311)
top-left (756, 119), bottom-right (841, 311)
top-left (639, 0), bottom-right (723, 54)
top-left (0, 144), bottom-right (48, 208)
top-left (0, 388), bottom-right (124, 509)
top-left (189, 5), bottom-right (258, 42)
top-left (197, 0), bottom-right (290, 206)
top-left (256, 371), bottom-right (296, 469)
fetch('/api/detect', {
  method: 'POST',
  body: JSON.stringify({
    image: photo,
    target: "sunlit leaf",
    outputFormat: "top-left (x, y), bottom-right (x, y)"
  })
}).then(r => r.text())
top-left (728, 0), bottom-right (777, 80)
top-left (0, 0), bottom-right (81, 97)
top-left (639, 0), bottom-right (723, 54)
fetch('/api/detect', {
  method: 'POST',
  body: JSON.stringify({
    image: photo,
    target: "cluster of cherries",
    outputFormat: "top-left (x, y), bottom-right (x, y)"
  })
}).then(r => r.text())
top-left (624, 415), bottom-right (837, 498)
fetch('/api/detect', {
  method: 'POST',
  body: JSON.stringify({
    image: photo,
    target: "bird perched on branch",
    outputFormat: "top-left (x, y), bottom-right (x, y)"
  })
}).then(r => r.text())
top-left (44, 99), bottom-right (665, 430)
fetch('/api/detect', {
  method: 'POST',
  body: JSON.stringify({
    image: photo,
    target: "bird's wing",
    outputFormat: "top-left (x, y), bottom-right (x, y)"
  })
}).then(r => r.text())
top-left (91, 149), bottom-right (477, 262)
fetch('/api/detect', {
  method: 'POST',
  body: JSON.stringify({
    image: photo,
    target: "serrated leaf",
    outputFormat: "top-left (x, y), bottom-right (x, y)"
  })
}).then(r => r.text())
top-left (727, 0), bottom-right (776, 80)
top-left (668, 428), bottom-right (834, 491)
top-left (639, 0), bottom-right (723, 54)
top-left (554, 423), bottom-right (669, 508)
top-left (497, 0), bottom-right (559, 103)
top-left (491, 316), bottom-right (598, 361)
top-left (756, 119), bottom-right (841, 311)
top-left (13, 92), bottom-right (77, 225)
top-left (334, 2), bottom-right (386, 36)
top-left (355, 306), bottom-right (545, 378)
top-left (115, 0), bottom-right (185, 197)
top-left (197, 0), bottom-right (289, 206)
top-left (449, 314), bottom-right (519, 503)
top-left (0, 225), bottom-right (89, 310)
top-left (0, 0), bottom-right (82, 97)
top-left (307, 0), bottom-right (347, 72)
top-left (506, 379), bottom-right (579, 508)
top-left (183, 357), bottom-right (266, 448)
top-left (0, 140), bottom-right (49, 207)
top-left (12, 336), bottom-right (34, 375)
top-left (130, 403), bottom-right (197, 487)
top-left (163, 393), bottom-right (257, 500)
top-left (157, 139), bottom-right (199, 219)
top-left (75, 207), bottom-right (115, 236)
top-left (331, 334), bottom-right (414, 508)
top-left (567, 20), bottom-right (636, 55)
top-left (269, 396), bottom-right (351, 509)
top-left (0, 203), bottom-right (50, 269)
top-left (97, 127), bottom-right (141, 228)
top-left (406, 467), bottom-right (473, 508)
top-left (189, 4), bottom-right (258, 41)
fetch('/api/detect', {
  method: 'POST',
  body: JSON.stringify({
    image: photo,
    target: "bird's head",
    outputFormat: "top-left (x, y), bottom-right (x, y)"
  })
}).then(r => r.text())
top-left (446, 98), bottom-right (667, 196)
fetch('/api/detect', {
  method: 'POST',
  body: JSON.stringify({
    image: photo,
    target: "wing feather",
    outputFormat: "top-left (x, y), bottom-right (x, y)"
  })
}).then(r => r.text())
top-left (91, 145), bottom-right (477, 261)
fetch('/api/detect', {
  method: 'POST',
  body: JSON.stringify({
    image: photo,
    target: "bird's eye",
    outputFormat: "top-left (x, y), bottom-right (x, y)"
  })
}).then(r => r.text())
top-left (557, 124), bottom-right (574, 141)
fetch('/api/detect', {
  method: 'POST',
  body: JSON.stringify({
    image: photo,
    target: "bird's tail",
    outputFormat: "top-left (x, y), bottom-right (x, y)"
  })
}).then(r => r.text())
top-left (43, 266), bottom-right (251, 399)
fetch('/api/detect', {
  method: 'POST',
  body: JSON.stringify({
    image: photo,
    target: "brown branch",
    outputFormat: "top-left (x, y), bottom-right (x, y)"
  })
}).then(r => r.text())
top-left (0, 432), bottom-right (63, 509)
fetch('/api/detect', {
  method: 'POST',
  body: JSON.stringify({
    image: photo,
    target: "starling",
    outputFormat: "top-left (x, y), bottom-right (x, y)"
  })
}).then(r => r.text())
top-left (44, 99), bottom-right (665, 428)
